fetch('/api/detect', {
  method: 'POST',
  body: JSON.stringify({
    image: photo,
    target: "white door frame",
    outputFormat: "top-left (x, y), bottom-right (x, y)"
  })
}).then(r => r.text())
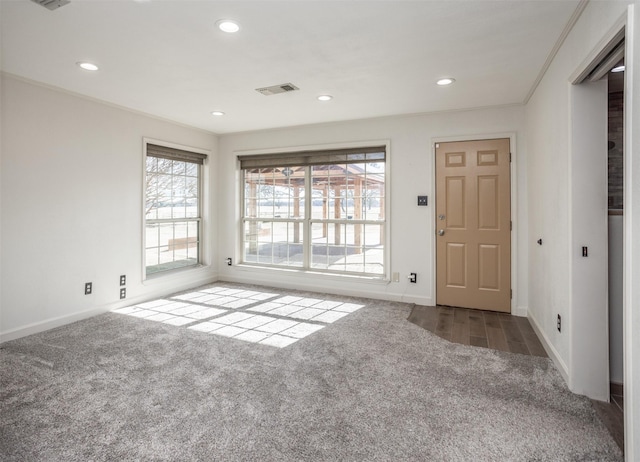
top-left (569, 10), bottom-right (638, 458)
top-left (624, 5), bottom-right (638, 458)
top-left (430, 132), bottom-right (520, 315)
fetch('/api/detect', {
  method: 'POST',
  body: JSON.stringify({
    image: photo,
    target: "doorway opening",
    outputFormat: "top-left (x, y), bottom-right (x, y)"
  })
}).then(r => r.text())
top-left (605, 56), bottom-right (625, 451)
top-left (571, 26), bottom-right (625, 452)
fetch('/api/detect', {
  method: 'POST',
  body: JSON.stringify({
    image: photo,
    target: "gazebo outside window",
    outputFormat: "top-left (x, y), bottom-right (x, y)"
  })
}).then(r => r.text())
top-left (240, 147), bottom-right (386, 277)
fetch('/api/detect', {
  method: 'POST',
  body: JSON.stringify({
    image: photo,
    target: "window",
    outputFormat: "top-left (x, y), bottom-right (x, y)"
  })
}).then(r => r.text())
top-left (145, 143), bottom-right (206, 276)
top-left (240, 146), bottom-right (386, 277)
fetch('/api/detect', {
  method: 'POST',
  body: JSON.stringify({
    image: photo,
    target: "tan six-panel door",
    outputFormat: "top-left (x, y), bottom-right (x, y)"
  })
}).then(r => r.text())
top-left (435, 139), bottom-right (511, 312)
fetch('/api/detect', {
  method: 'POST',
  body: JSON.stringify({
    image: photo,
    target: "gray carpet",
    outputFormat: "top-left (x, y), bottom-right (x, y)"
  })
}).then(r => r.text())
top-left (0, 282), bottom-right (622, 461)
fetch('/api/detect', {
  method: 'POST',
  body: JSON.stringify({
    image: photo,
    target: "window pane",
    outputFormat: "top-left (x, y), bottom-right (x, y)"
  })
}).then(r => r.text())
top-left (146, 203), bottom-right (158, 220)
top-left (185, 162), bottom-right (198, 177)
top-left (187, 221), bottom-right (199, 260)
top-left (310, 222), bottom-right (345, 271)
top-left (145, 224), bottom-right (160, 266)
top-left (173, 176), bottom-right (187, 197)
top-left (146, 156), bottom-right (157, 173)
top-left (186, 177), bottom-right (198, 197)
top-left (172, 160), bottom-right (185, 175)
top-left (243, 220), bottom-right (303, 267)
top-left (242, 153), bottom-right (386, 277)
top-left (310, 222), bottom-right (384, 275)
top-left (171, 202), bottom-right (187, 219)
top-left (185, 198), bottom-right (198, 218)
top-left (146, 221), bottom-right (199, 275)
top-left (244, 168), bottom-right (305, 219)
top-left (145, 150), bottom-right (201, 275)
top-left (145, 173), bottom-right (160, 220)
top-left (158, 158), bottom-right (173, 173)
top-left (366, 151), bottom-right (385, 161)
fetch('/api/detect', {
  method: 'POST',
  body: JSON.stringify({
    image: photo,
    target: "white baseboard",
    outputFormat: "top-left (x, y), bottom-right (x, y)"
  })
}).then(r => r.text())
top-left (220, 270), bottom-right (430, 306)
top-left (512, 305), bottom-right (528, 317)
top-left (527, 309), bottom-right (569, 384)
top-left (0, 306), bottom-right (110, 343)
top-left (0, 272), bottom-right (219, 344)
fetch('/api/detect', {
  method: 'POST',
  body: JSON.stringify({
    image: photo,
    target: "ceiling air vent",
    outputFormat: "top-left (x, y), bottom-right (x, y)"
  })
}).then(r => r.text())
top-left (256, 83), bottom-right (299, 96)
top-left (30, 0), bottom-right (70, 11)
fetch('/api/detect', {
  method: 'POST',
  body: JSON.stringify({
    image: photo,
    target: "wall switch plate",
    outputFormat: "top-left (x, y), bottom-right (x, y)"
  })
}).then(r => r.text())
top-left (417, 196), bottom-right (428, 206)
top-left (226, 257), bottom-right (232, 266)
top-left (409, 273), bottom-right (417, 283)
top-left (392, 272), bottom-right (399, 282)
top-left (85, 282), bottom-right (92, 295)
top-left (120, 275), bottom-right (126, 286)
top-left (120, 288), bottom-right (126, 299)
top-left (582, 246), bottom-right (588, 257)
top-left (557, 314), bottom-right (561, 332)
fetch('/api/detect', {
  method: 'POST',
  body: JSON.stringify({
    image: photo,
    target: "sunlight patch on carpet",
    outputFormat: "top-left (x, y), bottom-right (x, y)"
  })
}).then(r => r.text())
top-left (112, 285), bottom-right (364, 348)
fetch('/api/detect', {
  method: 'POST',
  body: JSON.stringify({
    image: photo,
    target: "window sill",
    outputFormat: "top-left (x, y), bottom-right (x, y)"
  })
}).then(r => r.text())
top-left (233, 263), bottom-right (390, 285)
top-left (143, 264), bottom-right (212, 284)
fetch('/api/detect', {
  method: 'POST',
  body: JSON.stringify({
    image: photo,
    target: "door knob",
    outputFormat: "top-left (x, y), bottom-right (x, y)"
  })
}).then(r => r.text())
top-left (438, 229), bottom-right (445, 236)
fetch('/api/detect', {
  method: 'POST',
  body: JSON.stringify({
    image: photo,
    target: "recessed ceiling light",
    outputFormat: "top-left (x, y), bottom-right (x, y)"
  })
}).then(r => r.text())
top-left (611, 65), bottom-right (625, 73)
top-left (211, 111), bottom-right (225, 116)
top-left (217, 19), bottom-right (240, 33)
top-left (436, 78), bottom-right (455, 86)
top-left (317, 95), bottom-right (333, 101)
top-left (77, 62), bottom-right (99, 71)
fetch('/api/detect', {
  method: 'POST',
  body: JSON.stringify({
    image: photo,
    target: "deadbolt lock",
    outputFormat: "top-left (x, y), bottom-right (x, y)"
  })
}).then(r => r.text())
top-left (438, 214), bottom-right (445, 220)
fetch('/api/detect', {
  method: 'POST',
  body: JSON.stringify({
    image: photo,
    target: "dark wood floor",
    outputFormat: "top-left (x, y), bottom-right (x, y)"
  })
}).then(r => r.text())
top-left (407, 304), bottom-right (547, 356)
top-left (408, 304), bottom-right (624, 453)
top-left (592, 383), bottom-right (625, 453)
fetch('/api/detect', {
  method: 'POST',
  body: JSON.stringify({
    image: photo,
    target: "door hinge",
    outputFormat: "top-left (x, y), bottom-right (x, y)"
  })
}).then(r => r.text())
top-left (510, 221), bottom-right (512, 231)
top-left (510, 289), bottom-right (513, 299)
top-left (509, 152), bottom-right (512, 162)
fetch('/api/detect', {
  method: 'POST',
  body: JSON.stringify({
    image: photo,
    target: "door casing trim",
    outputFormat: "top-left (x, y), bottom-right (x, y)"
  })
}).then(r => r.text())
top-left (430, 133), bottom-right (521, 315)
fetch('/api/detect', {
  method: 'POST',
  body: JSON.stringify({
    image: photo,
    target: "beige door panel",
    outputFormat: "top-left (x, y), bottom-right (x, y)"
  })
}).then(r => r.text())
top-left (436, 139), bottom-right (511, 312)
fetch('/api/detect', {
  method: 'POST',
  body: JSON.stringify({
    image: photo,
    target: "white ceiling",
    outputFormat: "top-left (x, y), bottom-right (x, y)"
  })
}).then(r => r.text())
top-left (1, 0), bottom-right (580, 134)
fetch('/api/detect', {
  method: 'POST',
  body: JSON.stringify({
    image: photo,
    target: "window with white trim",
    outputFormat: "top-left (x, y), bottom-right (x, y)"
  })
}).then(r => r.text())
top-left (240, 146), bottom-right (386, 277)
top-left (145, 143), bottom-right (206, 276)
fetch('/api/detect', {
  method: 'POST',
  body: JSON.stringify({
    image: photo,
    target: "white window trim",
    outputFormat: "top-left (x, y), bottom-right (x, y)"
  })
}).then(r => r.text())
top-left (236, 140), bottom-right (391, 281)
top-left (142, 137), bottom-right (211, 281)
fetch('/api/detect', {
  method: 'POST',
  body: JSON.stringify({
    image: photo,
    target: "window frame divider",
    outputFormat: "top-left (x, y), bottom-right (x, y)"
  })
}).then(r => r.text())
top-left (303, 166), bottom-right (312, 269)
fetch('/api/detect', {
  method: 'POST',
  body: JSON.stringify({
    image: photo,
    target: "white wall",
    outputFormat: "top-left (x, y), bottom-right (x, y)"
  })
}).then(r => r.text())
top-left (569, 79), bottom-right (609, 400)
top-left (525, 0), bottom-right (630, 390)
top-left (217, 106), bottom-right (528, 310)
top-left (526, 3), bottom-right (640, 454)
top-left (0, 75), bottom-right (218, 341)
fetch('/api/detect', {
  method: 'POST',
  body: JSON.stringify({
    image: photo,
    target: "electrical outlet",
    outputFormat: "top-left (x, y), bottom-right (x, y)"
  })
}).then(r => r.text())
top-left (120, 288), bottom-right (126, 299)
top-left (120, 274), bottom-right (126, 286)
top-left (85, 282), bottom-right (92, 295)
top-left (557, 314), bottom-right (561, 332)
top-left (409, 273), bottom-right (417, 283)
